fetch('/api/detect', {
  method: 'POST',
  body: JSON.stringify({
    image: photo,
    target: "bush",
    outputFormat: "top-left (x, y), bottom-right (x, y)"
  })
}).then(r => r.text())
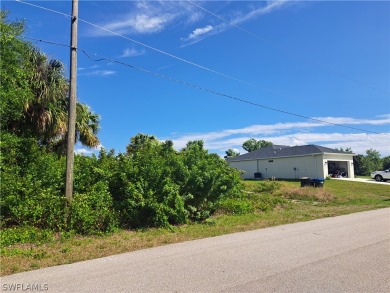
top-left (110, 140), bottom-right (190, 228)
top-left (255, 180), bottom-right (281, 193)
top-left (5, 192), bottom-right (67, 230)
top-left (70, 182), bottom-right (118, 234)
top-left (1, 132), bottom-right (245, 236)
top-left (252, 193), bottom-right (288, 211)
top-left (0, 133), bottom-right (66, 229)
top-left (0, 226), bottom-right (55, 247)
top-left (180, 141), bottom-right (243, 220)
top-left (120, 179), bottom-right (188, 228)
top-left (218, 198), bottom-right (254, 214)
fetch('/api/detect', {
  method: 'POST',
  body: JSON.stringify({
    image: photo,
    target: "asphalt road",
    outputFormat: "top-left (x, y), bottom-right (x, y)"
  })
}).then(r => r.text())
top-left (2, 208), bottom-right (389, 293)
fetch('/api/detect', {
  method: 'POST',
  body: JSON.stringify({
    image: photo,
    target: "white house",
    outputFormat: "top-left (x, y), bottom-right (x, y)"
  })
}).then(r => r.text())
top-left (227, 145), bottom-right (355, 180)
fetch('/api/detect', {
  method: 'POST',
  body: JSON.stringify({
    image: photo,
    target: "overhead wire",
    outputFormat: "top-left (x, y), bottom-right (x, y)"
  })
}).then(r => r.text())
top-left (186, 0), bottom-right (390, 96)
top-left (17, 0), bottom-right (389, 106)
top-left (16, 0), bottom-right (270, 92)
top-left (20, 35), bottom-right (384, 135)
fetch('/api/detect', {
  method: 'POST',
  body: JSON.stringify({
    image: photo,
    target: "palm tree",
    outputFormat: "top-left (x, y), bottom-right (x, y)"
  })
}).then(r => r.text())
top-left (25, 49), bottom-right (69, 144)
top-left (75, 103), bottom-right (100, 147)
top-left (25, 49), bottom-right (100, 153)
top-left (1, 12), bottom-right (100, 154)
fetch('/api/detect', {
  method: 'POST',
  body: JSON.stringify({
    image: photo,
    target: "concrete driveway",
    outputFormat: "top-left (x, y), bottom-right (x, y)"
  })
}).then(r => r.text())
top-left (2, 208), bottom-right (389, 293)
top-left (332, 177), bottom-right (390, 185)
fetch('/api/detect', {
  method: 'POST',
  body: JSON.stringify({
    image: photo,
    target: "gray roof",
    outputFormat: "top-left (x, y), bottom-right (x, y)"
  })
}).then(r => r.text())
top-left (228, 145), bottom-right (354, 162)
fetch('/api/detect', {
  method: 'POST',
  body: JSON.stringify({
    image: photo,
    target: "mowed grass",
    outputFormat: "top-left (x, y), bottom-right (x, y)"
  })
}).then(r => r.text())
top-left (1, 179), bottom-right (389, 276)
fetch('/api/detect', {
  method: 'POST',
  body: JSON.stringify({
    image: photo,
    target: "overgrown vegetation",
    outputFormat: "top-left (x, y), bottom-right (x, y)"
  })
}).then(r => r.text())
top-left (1, 131), bottom-right (243, 233)
top-left (1, 12), bottom-right (243, 234)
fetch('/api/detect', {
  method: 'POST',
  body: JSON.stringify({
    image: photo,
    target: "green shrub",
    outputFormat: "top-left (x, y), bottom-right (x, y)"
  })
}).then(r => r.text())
top-left (1, 132), bottom-right (245, 237)
top-left (0, 133), bottom-right (66, 230)
top-left (218, 198), bottom-right (254, 214)
top-left (120, 179), bottom-right (189, 228)
top-left (180, 141), bottom-right (244, 220)
top-left (0, 226), bottom-right (55, 247)
top-left (7, 192), bottom-right (66, 230)
top-left (252, 193), bottom-right (288, 211)
top-left (70, 182), bottom-right (118, 234)
top-left (255, 180), bottom-right (281, 193)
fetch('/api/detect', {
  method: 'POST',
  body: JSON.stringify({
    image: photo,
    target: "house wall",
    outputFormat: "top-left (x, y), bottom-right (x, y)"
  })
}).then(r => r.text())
top-left (230, 155), bottom-right (326, 179)
top-left (256, 155), bottom-right (325, 179)
top-left (229, 153), bottom-right (355, 179)
top-left (229, 160), bottom-right (258, 179)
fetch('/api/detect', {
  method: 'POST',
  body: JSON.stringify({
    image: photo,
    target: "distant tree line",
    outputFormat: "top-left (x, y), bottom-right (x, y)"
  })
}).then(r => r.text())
top-left (353, 149), bottom-right (390, 176)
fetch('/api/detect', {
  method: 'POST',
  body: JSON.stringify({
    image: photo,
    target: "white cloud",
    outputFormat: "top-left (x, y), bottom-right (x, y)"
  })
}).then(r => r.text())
top-left (120, 47), bottom-right (145, 58)
top-left (79, 70), bottom-right (116, 77)
top-left (311, 115), bottom-right (390, 126)
top-left (89, 1), bottom-right (201, 36)
top-left (87, 1), bottom-right (290, 46)
top-left (75, 148), bottom-right (94, 155)
top-left (181, 0), bottom-right (291, 45)
top-left (75, 144), bottom-right (104, 156)
top-left (98, 13), bottom-right (173, 35)
top-left (232, 0), bottom-right (289, 24)
top-left (186, 25), bottom-right (214, 40)
top-left (163, 115), bottom-right (390, 156)
top-left (135, 14), bottom-right (174, 33)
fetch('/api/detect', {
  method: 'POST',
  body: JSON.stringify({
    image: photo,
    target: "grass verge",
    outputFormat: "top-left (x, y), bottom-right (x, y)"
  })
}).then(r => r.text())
top-left (1, 179), bottom-right (389, 276)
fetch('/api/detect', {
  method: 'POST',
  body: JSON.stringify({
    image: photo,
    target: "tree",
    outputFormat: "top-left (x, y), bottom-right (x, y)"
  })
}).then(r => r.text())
top-left (0, 11), bottom-right (34, 132)
top-left (353, 155), bottom-right (365, 176)
top-left (336, 147), bottom-right (353, 153)
top-left (24, 49), bottom-right (101, 153)
top-left (126, 133), bottom-right (159, 155)
top-left (0, 12), bottom-right (100, 153)
top-left (353, 149), bottom-right (383, 176)
top-left (365, 149), bottom-right (382, 173)
top-left (242, 139), bottom-right (273, 152)
top-left (224, 148), bottom-right (240, 159)
top-left (23, 49), bottom-right (70, 146)
top-left (382, 156), bottom-right (390, 170)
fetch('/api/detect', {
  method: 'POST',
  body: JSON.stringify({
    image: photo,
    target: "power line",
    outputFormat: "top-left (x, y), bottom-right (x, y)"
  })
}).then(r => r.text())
top-left (16, 0), bottom-right (70, 18)
top-left (186, 0), bottom-right (390, 96)
top-left (20, 36), bottom-right (70, 48)
top-left (21, 35), bottom-right (384, 135)
top-left (88, 54), bottom-right (383, 135)
top-left (19, 0), bottom-right (388, 103)
top-left (16, 0), bottom-right (270, 93)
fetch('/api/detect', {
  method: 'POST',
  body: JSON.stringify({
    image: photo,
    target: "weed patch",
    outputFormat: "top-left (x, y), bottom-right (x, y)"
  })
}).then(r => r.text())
top-left (277, 186), bottom-right (334, 203)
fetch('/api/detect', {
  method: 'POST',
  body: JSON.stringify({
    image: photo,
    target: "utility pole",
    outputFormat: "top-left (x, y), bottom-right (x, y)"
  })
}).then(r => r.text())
top-left (65, 0), bottom-right (78, 202)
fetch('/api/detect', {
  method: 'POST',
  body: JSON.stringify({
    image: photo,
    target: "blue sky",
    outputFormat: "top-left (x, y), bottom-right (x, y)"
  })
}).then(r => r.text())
top-left (3, 0), bottom-right (390, 156)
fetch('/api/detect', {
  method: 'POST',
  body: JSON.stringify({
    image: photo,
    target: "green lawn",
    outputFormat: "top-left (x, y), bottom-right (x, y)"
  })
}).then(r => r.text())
top-left (1, 179), bottom-right (389, 276)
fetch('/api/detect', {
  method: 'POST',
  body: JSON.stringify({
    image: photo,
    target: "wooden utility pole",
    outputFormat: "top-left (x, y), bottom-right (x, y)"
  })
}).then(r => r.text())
top-left (65, 0), bottom-right (78, 202)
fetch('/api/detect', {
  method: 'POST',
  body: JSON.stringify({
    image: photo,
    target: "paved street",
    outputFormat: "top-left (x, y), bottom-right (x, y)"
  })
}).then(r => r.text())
top-left (2, 208), bottom-right (389, 292)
